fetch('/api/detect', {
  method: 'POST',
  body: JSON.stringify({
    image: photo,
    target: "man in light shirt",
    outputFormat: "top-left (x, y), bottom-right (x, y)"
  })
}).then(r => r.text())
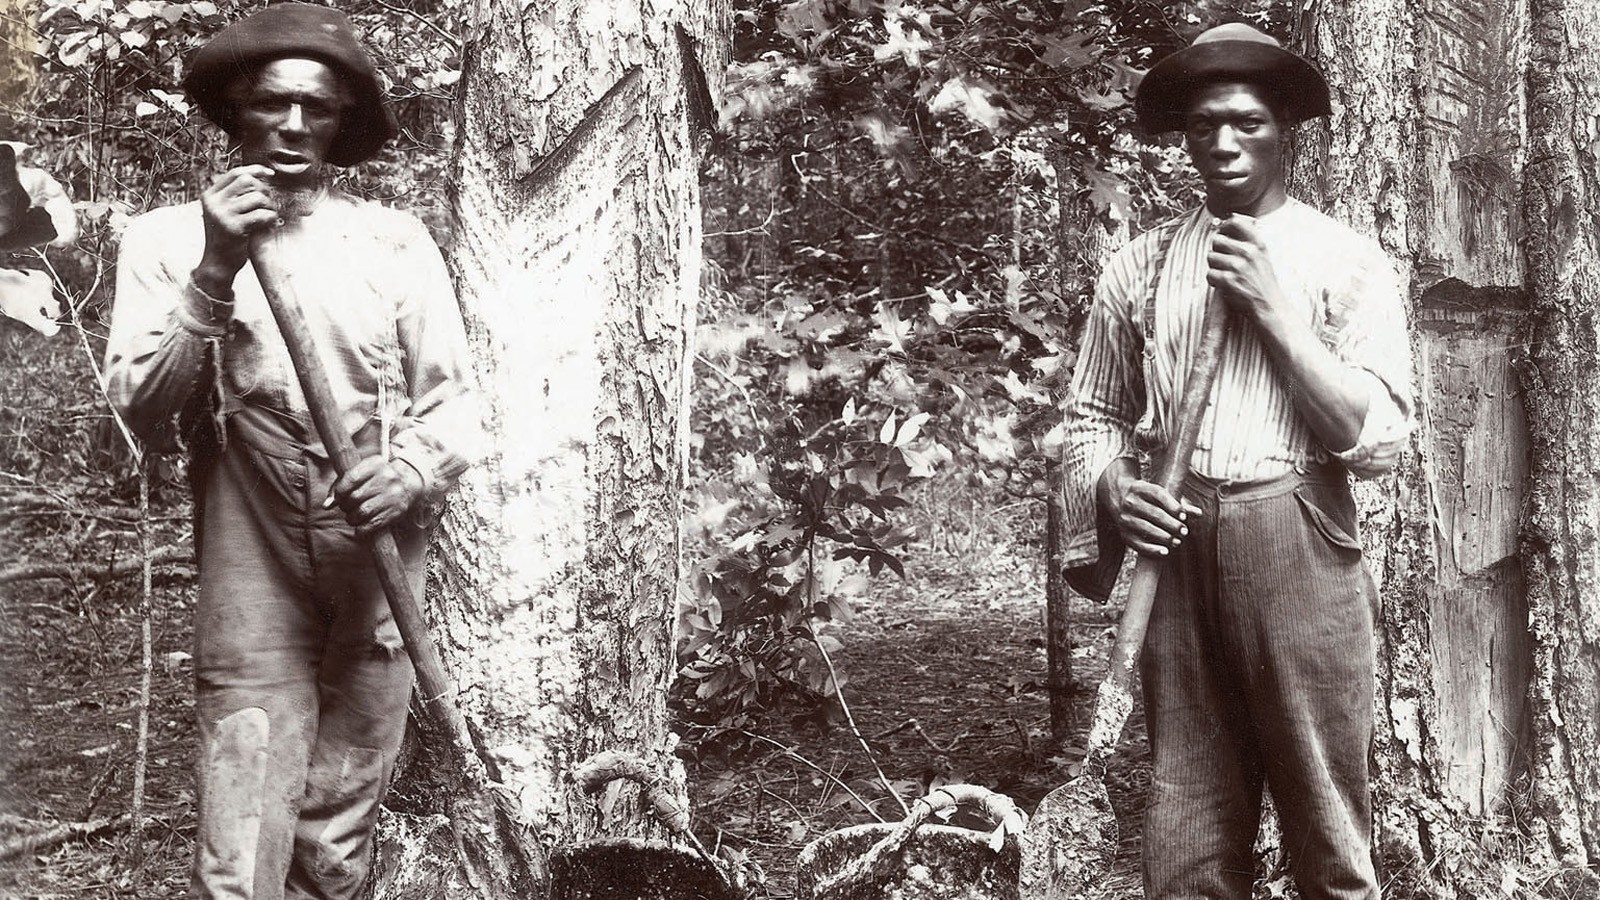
top-left (103, 5), bottom-right (479, 898)
top-left (1060, 23), bottom-right (1413, 900)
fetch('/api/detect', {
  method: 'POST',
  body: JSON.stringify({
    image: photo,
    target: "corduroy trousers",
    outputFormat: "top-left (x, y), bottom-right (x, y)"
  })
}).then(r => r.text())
top-left (1140, 463), bottom-right (1380, 900)
top-left (191, 411), bottom-right (420, 900)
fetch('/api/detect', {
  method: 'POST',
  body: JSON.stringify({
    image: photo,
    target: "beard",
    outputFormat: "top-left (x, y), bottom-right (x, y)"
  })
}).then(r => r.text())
top-left (266, 180), bottom-right (328, 220)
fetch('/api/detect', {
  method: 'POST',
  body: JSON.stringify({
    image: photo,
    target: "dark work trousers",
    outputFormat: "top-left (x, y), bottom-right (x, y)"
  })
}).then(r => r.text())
top-left (191, 409), bottom-right (421, 900)
top-left (1140, 463), bottom-right (1379, 900)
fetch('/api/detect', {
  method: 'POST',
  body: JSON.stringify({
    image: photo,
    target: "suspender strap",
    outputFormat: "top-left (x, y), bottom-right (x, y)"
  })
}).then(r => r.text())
top-left (1064, 216), bottom-right (1186, 605)
top-left (1140, 218), bottom-right (1183, 353)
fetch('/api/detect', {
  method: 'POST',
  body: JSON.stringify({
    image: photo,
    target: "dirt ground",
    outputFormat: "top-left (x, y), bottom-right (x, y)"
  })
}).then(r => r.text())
top-left (0, 474), bottom-right (1149, 898)
top-left (0, 487), bottom-right (196, 898)
top-left (681, 543), bottom-right (1147, 898)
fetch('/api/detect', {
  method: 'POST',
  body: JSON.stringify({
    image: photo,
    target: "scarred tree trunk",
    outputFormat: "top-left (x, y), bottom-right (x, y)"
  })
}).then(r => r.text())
top-left (1287, 0), bottom-right (1600, 894)
top-left (366, 1), bottom-right (728, 896)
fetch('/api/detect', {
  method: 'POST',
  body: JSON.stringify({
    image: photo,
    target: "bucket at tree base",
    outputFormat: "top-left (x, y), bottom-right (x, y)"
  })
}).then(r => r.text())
top-left (556, 751), bottom-right (748, 900)
top-left (793, 785), bottom-right (1026, 900)
top-left (549, 836), bottom-right (746, 900)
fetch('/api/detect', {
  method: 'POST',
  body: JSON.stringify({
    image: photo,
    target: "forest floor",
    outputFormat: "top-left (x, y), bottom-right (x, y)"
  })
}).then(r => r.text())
top-left (679, 538), bottom-right (1148, 899)
top-left (0, 473), bottom-right (1157, 899)
top-left (0, 319), bottom-right (1165, 898)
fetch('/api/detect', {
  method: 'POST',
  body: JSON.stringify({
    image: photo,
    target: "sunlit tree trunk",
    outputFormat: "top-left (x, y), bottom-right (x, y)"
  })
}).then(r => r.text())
top-left (1287, 0), bottom-right (1600, 893)
top-left (366, 1), bottom-right (728, 896)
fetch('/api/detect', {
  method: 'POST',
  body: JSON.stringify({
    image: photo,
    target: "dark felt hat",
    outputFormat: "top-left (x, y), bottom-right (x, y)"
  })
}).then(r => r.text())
top-left (182, 3), bottom-right (398, 167)
top-left (1134, 22), bottom-right (1331, 134)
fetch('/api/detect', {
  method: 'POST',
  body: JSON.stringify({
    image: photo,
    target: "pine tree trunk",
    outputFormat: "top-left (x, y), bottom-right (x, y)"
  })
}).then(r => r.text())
top-left (1288, 0), bottom-right (1600, 894)
top-left (1517, 0), bottom-right (1600, 885)
top-left (366, 2), bottom-right (728, 896)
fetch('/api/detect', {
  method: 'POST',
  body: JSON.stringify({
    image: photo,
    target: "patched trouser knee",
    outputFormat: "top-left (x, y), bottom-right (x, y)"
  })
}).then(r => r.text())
top-left (194, 708), bottom-right (274, 899)
top-left (191, 417), bottom-right (421, 900)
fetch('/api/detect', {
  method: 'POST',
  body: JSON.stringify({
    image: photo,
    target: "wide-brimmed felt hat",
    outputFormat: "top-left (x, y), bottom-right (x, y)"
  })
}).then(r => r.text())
top-left (1134, 22), bottom-right (1331, 134)
top-left (182, 3), bottom-right (398, 167)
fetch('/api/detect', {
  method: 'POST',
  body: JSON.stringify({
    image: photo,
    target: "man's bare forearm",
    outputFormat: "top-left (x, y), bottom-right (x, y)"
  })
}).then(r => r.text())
top-left (1249, 307), bottom-right (1369, 452)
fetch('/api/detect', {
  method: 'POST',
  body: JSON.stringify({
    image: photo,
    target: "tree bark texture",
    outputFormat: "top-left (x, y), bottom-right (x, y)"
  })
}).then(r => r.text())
top-left (1289, 0), bottom-right (1600, 893)
top-left (1517, 0), bottom-right (1600, 884)
top-left (368, 2), bottom-right (729, 896)
top-left (1043, 461), bottom-right (1073, 743)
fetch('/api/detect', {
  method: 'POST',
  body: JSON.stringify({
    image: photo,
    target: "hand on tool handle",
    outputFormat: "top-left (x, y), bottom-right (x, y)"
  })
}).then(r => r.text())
top-left (1206, 214), bottom-right (1290, 324)
top-left (249, 227), bottom-right (472, 751)
top-left (1100, 459), bottom-right (1202, 558)
top-left (195, 171), bottom-right (422, 538)
top-left (328, 458), bottom-right (423, 538)
top-left (193, 164), bottom-right (280, 299)
top-left (1100, 214), bottom-right (1272, 559)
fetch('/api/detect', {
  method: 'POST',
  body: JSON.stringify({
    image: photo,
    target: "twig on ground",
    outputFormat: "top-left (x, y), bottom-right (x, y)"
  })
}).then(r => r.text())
top-left (0, 815), bottom-right (129, 861)
top-left (0, 545), bottom-right (191, 584)
top-left (0, 813), bottom-right (46, 830)
top-left (0, 489), bottom-right (185, 523)
top-left (735, 730), bottom-right (887, 824)
top-left (0, 505), bottom-right (185, 525)
top-left (913, 721), bottom-right (968, 754)
top-left (805, 619), bottom-right (910, 819)
top-left (757, 786), bottom-right (806, 821)
top-left (1011, 708), bottom-right (1033, 756)
top-left (871, 719), bottom-right (918, 740)
top-left (866, 711), bottom-right (965, 752)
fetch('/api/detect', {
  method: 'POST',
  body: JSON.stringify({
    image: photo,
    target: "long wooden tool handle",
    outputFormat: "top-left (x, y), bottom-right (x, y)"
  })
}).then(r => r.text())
top-left (1101, 292), bottom-right (1230, 702)
top-left (249, 231), bottom-right (475, 753)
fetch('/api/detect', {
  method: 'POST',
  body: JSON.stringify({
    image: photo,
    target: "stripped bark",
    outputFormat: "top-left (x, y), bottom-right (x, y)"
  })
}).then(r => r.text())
top-left (366, 2), bottom-right (731, 896)
top-left (1287, 0), bottom-right (1600, 893)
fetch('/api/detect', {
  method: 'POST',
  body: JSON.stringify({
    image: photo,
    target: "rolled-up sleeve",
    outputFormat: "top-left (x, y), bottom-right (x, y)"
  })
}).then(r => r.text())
top-left (386, 217), bottom-right (483, 509)
top-left (1320, 242), bottom-right (1415, 478)
top-left (1061, 249), bottom-right (1144, 568)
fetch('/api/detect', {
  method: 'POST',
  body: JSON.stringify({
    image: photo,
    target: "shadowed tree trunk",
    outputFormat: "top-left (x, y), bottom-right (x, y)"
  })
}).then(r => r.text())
top-left (1285, 0), bottom-right (1600, 894)
top-left (1517, 0), bottom-right (1600, 882)
top-left (1045, 178), bottom-right (1124, 743)
top-left (365, 1), bottom-right (729, 896)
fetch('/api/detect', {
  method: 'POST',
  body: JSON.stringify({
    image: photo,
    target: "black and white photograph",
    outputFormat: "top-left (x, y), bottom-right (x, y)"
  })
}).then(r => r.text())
top-left (0, 1), bottom-right (1595, 898)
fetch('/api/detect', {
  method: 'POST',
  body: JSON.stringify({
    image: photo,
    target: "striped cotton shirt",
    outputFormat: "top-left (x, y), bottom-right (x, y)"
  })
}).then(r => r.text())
top-left (1061, 199), bottom-right (1414, 567)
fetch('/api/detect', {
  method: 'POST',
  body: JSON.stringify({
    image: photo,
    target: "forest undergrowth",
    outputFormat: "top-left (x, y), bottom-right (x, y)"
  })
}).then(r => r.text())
top-left (0, 491), bottom-right (1149, 899)
top-left (5, 319), bottom-right (1532, 900)
top-left (0, 318), bottom-right (1147, 897)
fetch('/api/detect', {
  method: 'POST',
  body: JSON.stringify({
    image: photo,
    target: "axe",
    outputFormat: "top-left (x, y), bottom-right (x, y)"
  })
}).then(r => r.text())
top-left (248, 228), bottom-right (544, 889)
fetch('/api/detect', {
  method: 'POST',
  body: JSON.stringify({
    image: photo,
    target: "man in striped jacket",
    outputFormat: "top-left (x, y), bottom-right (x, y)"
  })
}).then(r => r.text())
top-left (1060, 23), bottom-right (1414, 900)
